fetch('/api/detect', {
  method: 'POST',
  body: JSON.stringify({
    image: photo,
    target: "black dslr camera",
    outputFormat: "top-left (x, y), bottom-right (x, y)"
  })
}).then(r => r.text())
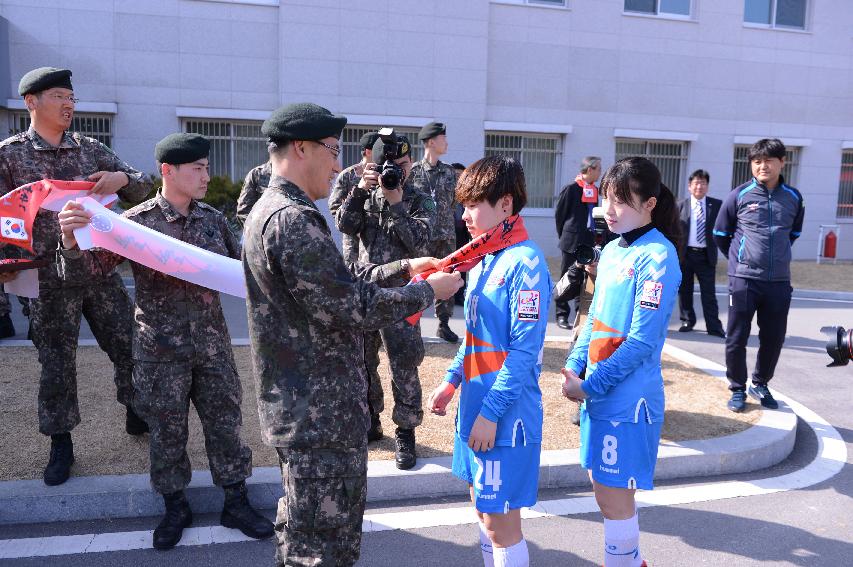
top-left (821, 326), bottom-right (852, 367)
top-left (372, 127), bottom-right (405, 190)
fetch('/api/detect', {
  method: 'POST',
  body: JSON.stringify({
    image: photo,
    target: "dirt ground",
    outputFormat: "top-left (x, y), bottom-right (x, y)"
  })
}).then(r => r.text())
top-left (0, 343), bottom-right (759, 481)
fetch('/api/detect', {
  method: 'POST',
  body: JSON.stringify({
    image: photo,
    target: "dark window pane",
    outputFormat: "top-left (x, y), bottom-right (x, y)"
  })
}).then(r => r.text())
top-left (838, 151), bottom-right (853, 218)
top-left (744, 0), bottom-right (772, 24)
top-left (775, 0), bottom-right (806, 28)
top-left (625, 0), bottom-right (656, 13)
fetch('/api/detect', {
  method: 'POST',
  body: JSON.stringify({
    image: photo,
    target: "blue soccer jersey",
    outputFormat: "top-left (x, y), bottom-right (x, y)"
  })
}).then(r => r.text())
top-left (444, 240), bottom-right (552, 446)
top-left (565, 227), bottom-right (681, 424)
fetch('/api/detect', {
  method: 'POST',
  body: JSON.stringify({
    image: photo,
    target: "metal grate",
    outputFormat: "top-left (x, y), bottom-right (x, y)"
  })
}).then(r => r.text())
top-left (838, 151), bottom-right (853, 218)
top-left (340, 125), bottom-right (424, 170)
top-left (10, 111), bottom-right (113, 147)
top-left (614, 139), bottom-right (688, 198)
top-left (484, 132), bottom-right (561, 209)
top-left (184, 120), bottom-right (267, 181)
top-left (731, 145), bottom-right (800, 189)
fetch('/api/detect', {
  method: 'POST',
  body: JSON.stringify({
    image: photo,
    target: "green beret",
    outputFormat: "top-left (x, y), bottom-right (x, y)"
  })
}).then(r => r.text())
top-left (155, 133), bottom-right (210, 165)
top-left (262, 102), bottom-right (347, 143)
top-left (372, 134), bottom-right (412, 163)
top-left (360, 132), bottom-right (380, 150)
top-left (18, 67), bottom-right (73, 96)
top-left (418, 121), bottom-right (446, 142)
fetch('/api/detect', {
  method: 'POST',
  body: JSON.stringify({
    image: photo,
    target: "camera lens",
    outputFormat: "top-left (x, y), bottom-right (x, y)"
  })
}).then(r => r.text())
top-left (821, 326), bottom-right (852, 367)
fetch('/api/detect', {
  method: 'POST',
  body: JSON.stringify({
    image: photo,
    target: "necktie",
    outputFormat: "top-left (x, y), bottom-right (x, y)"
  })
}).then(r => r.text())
top-left (695, 200), bottom-right (706, 246)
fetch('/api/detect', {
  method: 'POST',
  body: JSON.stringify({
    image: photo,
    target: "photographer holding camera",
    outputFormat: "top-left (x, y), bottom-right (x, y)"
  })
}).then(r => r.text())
top-left (336, 129), bottom-right (436, 469)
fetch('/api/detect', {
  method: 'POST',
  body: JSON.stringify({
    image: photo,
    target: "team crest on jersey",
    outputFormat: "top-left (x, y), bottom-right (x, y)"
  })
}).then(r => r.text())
top-left (517, 290), bottom-right (540, 321)
top-left (617, 263), bottom-right (635, 283)
top-left (639, 280), bottom-right (663, 310)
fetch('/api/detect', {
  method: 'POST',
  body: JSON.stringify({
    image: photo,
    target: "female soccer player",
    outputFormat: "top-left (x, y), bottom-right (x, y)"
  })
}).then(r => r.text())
top-left (428, 156), bottom-right (551, 567)
top-left (562, 157), bottom-right (682, 567)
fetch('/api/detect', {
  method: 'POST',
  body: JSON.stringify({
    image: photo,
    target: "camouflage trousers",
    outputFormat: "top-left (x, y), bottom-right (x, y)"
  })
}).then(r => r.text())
top-left (0, 287), bottom-right (9, 317)
top-left (364, 319), bottom-right (425, 429)
top-left (429, 239), bottom-right (457, 321)
top-left (132, 353), bottom-right (252, 494)
top-left (274, 446), bottom-right (367, 567)
top-left (29, 275), bottom-right (134, 436)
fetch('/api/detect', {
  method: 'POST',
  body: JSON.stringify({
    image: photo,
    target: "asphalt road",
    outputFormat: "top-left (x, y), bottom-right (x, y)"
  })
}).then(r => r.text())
top-left (1, 288), bottom-right (851, 566)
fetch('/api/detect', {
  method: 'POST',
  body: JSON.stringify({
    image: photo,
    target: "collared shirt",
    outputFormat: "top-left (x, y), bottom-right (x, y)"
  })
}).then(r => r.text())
top-left (687, 196), bottom-right (707, 248)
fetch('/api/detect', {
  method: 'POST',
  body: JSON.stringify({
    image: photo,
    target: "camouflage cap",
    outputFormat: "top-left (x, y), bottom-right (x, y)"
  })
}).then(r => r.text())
top-left (19, 67), bottom-right (73, 96)
top-left (418, 121), bottom-right (446, 142)
top-left (155, 133), bottom-right (210, 165)
top-left (359, 131), bottom-right (380, 151)
top-left (372, 134), bottom-right (411, 164)
top-left (262, 102), bottom-right (347, 144)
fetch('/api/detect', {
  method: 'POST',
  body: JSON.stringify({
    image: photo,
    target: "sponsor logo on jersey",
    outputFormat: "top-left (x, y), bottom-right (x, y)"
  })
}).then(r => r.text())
top-left (485, 272), bottom-right (506, 288)
top-left (517, 290), bottom-right (540, 321)
top-left (639, 280), bottom-right (663, 310)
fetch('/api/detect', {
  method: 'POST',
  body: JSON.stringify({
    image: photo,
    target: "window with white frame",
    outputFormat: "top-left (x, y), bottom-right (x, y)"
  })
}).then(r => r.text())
top-left (614, 139), bottom-right (689, 198)
top-left (744, 0), bottom-right (807, 29)
top-left (340, 125), bottom-right (424, 170)
top-left (484, 132), bottom-right (562, 209)
top-left (183, 119), bottom-right (267, 181)
top-left (731, 145), bottom-right (800, 188)
top-left (624, 0), bottom-right (692, 17)
top-left (837, 151), bottom-right (853, 219)
top-left (9, 111), bottom-right (113, 147)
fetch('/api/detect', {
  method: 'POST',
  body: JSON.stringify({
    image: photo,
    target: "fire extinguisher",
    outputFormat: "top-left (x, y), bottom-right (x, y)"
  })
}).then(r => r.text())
top-left (824, 230), bottom-right (837, 258)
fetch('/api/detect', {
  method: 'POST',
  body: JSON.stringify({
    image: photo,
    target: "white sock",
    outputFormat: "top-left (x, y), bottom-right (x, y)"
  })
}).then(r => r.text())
top-left (493, 538), bottom-right (529, 567)
top-left (478, 522), bottom-right (494, 567)
top-left (603, 514), bottom-right (643, 567)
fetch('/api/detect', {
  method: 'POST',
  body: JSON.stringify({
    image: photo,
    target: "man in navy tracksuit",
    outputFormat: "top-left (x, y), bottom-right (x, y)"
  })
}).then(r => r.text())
top-left (713, 139), bottom-right (805, 413)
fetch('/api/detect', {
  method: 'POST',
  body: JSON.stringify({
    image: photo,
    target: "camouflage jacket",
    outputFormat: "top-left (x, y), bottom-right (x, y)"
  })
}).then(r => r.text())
top-left (336, 174), bottom-right (433, 284)
top-left (0, 127), bottom-right (151, 289)
top-left (58, 192), bottom-right (238, 362)
top-left (242, 176), bottom-right (434, 449)
top-left (408, 158), bottom-right (457, 241)
top-left (236, 161), bottom-right (272, 227)
top-left (328, 161), bottom-right (365, 264)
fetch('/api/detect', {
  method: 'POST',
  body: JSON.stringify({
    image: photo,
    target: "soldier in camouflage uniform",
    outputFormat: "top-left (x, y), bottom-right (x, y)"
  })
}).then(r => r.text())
top-left (236, 160), bottom-right (272, 226)
top-left (336, 132), bottom-right (435, 470)
top-left (242, 103), bottom-right (461, 567)
top-left (410, 121), bottom-right (461, 343)
top-left (58, 134), bottom-right (272, 550)
top-left (0, 274), bottom-right (13, 338)
top-left (0, 67), bottom-right (151, 486)
top-left (328, 131), bottom-right (377, 264)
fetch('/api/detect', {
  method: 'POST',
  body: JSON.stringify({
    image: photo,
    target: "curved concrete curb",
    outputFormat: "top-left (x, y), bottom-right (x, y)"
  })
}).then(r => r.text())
top-left (0, 345), bottom-right (797, 526)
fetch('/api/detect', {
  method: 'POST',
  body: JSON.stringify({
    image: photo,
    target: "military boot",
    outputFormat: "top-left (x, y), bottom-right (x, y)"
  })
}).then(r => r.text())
top-left (221, 481), bottom-right (274, 539)
top-left (153, 491), bottom-right (193, 550)
top-left (125, 406), bottom-right (149, 436)
top-left (367, 413), bottom-right (383, 443)
top-left (436, 318), bottom-right (459, 344)
top-left (395, 427), bottom-right (417, 470)
top-left (0, 314), bottom-right (14, 339)
top-left (43, 432), bottom-right (74, 486)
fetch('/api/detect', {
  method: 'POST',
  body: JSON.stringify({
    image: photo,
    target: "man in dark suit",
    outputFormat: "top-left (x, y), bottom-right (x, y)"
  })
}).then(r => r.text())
top-left (554, 156), bottom-right (600, 329)
top-left (678, 169), bottom-right (725, 338)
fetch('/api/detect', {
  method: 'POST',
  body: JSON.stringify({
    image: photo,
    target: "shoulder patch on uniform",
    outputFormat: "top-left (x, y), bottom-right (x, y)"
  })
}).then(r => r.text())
top-left (639, 280), bottom-right (663, 310)
top-left (517, 290), bottom-right (540, 321)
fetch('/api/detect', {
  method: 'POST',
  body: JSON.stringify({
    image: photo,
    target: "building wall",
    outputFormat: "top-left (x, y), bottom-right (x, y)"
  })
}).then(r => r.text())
top-left (1, 0), bottom-right (851, 259)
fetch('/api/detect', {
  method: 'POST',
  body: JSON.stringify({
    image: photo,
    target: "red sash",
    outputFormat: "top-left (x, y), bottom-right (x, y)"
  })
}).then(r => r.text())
top-left (405, 214), bottom-right (529, 325)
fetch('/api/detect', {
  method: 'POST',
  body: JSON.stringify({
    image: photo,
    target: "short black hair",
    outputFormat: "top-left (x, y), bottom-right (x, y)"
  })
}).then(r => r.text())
top-left (748, 138), bottom-right (786, 162)
top-left (689, 169), bottom-right (710, 183)
top-left (451, 162), bottom-right (466, 171)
